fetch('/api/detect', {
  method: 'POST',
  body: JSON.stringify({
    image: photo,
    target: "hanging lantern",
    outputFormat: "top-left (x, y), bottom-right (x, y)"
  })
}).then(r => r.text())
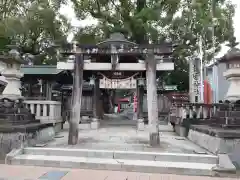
top-left (89, 76), bottom-right (96, 86)
top-left (138, 78), bottom-right (145, 86)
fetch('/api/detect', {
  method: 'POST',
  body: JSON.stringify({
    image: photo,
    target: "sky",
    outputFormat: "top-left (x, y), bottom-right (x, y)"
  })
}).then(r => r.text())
top-left (59, 0), bottom-right (240, 58)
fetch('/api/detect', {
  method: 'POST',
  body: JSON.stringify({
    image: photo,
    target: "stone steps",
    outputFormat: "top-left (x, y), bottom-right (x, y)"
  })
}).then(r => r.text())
top-left (7, 147), bottom-right (221, 176)
top-left (23, 147), bottom-right (218, 164)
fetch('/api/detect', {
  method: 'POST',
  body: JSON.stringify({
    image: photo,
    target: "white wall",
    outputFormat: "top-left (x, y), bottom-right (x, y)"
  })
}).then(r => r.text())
top-left (207, 63), bottom-right (229, 102)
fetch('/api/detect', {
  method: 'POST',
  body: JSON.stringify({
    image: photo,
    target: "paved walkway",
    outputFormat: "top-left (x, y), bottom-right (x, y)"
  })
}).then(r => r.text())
top-left (53, 124), bottom-right (210, 154)
top-left (0, 165), bottom-right (238, 180)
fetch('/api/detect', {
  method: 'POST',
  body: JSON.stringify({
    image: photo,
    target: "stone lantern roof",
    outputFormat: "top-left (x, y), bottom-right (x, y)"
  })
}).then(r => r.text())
top-left (97, 33), bottom-right (137, 47)
top-left (0, 45), bottom-right (26, 64)
top-left (219, 47), bottom-right (240, 63)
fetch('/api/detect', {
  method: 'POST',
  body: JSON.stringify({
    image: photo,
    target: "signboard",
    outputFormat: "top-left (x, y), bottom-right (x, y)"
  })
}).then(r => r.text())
top-left (189, 57), bottom-right (201, 103)
top-left (99, 77), bottom-right (137, 89)
top-left (163, 85), bottom-right (177, 91)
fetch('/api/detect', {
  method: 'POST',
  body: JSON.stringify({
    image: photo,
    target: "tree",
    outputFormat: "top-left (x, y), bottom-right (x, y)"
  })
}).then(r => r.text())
top-left (0, 0), bottom-right (70, 65)
top-left (71, 0), bottom-right (235, 91)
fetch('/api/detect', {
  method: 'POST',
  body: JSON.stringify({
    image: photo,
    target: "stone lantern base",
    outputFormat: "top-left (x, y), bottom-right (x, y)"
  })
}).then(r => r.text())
top-left (224, 70), bottom-right (240, 102)
top-left (1, 69), bottom-right (23, 100)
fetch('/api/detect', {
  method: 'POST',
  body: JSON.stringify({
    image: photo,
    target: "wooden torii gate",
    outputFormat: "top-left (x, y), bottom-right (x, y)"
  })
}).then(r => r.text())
top-left (58, 33), bottom-right (175, 146)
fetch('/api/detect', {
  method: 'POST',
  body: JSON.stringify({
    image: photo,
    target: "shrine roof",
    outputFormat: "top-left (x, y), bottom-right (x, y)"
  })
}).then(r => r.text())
top-left (20, 65), bottom-right (62, 75)
top-left (97, 33), bottom-right (136, 47)
top-left (219, 47), bottom-right (240, 62)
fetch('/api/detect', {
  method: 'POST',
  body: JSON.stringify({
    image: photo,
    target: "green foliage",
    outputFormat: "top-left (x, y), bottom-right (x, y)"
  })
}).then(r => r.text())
top-left (71, 0), bottom-right (235, 91)
top-left (0, 0), bottom-right (70, 65)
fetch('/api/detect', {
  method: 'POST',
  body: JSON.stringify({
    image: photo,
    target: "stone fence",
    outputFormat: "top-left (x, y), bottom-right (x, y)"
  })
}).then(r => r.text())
top-left (170, 103), bottom-right (240, 128)
top-left (24, 100), bottom-right (62, 125)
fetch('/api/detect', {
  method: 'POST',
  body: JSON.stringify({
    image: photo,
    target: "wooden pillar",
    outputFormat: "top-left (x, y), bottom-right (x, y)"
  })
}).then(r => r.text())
top-left (46, 81), bottom-right (52, 100)
top-left (138, 86), bottom-right (144, 119)
top-left (137, 84), bottom-right (144, 130)
top-left (146, 52), bottom-right (159, 146)
top-left (68, 54), bottom-right (84, 145)
top-left (28, 83), bottom-right (32, 97)
top-left (91, 78), bottom-right (100, 129)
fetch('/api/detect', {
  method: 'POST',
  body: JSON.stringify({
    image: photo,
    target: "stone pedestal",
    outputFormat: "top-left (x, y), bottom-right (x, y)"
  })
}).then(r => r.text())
top-left (220, 48), bottom-right (240, 102)
top-left (148, 124), bottom-right (160, 146)
top-left (91, 118), bottom-right (100, 129)
top-left (224, 75), bottom-right (240, 102)
top-left (0, 47), bottom-right (55, 160)
top-left (1, 63), bottom-right (23, 100)
top-left (137, 118), bottom-right (145, 131)
top-left (149, 132), bottom-right (160, 146)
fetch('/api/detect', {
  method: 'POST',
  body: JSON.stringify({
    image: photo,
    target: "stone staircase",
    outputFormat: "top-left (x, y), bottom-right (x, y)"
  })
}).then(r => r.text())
top-left (6, 147), bottom-right (227, 176)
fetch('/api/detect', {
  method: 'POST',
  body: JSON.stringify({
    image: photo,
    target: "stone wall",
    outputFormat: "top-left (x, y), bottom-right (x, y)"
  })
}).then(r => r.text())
top-left (0, 127), bottom-right (55, 162)
top-left (188, 129), bottom-right (240, 167)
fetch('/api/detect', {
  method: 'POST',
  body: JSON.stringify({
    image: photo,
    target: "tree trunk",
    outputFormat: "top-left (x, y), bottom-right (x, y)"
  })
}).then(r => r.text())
top-left (68, 54), bottom-right (84, 145)
top-left (146, 52), bottom-right (159, 146)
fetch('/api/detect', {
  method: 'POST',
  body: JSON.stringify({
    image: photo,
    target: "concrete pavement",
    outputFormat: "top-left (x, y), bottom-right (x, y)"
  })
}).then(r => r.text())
top-left (0, 164), bottom-right (238, 180)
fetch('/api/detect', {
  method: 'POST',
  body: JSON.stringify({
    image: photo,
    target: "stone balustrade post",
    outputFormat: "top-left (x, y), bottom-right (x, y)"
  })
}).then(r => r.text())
top-left (189, 104), bottom-right (193, 119)
top-left (203, 105), bottom-right (208, 119)
top-left (43, 104), bottom-right (47, 116)
top-left (197, 105), bottom-right (202, 119)
top-left (192, 105), bottom-right (197, 118)
top-left (24, 100), bottom-right (62, 124)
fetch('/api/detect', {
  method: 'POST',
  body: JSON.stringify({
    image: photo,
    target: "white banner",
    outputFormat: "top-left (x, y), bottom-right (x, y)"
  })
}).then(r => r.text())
top-left (99, 77), bottom-right (137, 89)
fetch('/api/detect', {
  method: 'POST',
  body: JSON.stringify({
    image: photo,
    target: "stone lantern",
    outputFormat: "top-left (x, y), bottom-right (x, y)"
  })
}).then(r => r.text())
top-left (138, 77), bottom-right (145, 86)
top-left (220, 48), bottom-right (240, 102)
top-left (89, 76), bottom-right (96, 86)
top-left (0, 45), bottom-right (25, 100)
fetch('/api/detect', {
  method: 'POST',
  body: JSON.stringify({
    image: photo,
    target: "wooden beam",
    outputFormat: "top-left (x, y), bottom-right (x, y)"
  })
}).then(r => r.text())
top-left (146, 52), bottom-right (159, 146)
top-left (57, 62), bottom-right (174, 71)
top-left (68, 54), bottom-right (84, 145)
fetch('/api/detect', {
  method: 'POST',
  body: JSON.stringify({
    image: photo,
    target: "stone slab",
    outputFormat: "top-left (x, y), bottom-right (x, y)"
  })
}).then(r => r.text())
top-left (175, 125), bottom-right (188, 137)
top-left (11, 154), bottom-right (218, 176)
top-left (78, 124), bottom-right (91, 130)
top-left (46, 126), bottom-right (211, 154)
top-left (137, 121), bottom-right (145, 131)
top-left (90, 121), bottom-right (99, 129)
top-left (0, 123), bottom-right (53, 133)
top-left (188, 129), bottom-right (240, 168)
top-left (5, 149), bottom-right (23, 164)
top-left (190, 125), bottom-right (240, 138)
top-left (22, 147), bottom-right (218, 164)
top-left (213, 154), bottom-right (236, 173)
top-left (1, 126), bottom-right (55, 161)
